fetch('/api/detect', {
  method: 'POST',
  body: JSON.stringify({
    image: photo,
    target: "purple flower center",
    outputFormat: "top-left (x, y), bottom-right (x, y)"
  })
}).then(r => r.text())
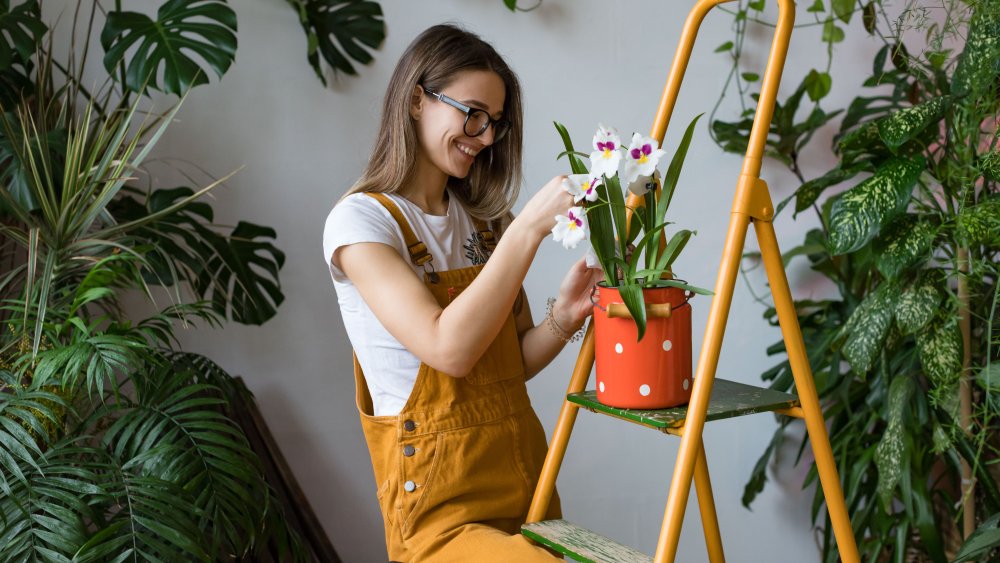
top-left (630, 144), bottom-right (653, 160)
top-left (597, 141), bottom-right (616, 152)
top-left (568, 211), bottom-right (582, 227)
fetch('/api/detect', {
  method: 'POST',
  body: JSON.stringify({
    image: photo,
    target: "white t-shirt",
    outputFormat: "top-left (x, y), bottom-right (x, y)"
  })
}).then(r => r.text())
top-left (322, 192), bottom-right (492, 416)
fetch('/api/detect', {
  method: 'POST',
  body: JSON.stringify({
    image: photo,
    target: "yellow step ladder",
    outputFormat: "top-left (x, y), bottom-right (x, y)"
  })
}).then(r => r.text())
top-left (521, 0), bottom-right (861, 561)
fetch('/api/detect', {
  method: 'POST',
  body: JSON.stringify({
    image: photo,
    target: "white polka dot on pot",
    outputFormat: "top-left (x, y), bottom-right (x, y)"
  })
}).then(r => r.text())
top-left (639, 384), bottom-right (651, 396)
top-left (599, 381), bottom-right (605, 392)
top-left (682, 378), bottom-right (690, 391)
top-left (662, 339), bottom-right (672, 352)
top-left (615, 343), bottom-right (623, 354)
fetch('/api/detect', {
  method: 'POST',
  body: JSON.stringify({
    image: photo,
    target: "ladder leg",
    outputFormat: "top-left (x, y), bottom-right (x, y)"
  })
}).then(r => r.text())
top-left (693, 439), bottom-right (725, 563)
top-left (753, 219), bottom-right (860, 563)
top-left (526, 325), bottom-right (596, 522)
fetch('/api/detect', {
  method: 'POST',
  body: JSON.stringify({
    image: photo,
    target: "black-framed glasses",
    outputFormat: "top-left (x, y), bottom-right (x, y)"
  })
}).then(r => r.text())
top-left (422, 87), bottom-right (511, 142)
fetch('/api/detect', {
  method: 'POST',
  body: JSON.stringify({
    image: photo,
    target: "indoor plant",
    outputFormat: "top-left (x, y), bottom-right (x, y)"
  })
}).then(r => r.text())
top-left (550, 116), bottom-right (711, 409)
top-left (711, 0), bottom-right (1000, 559)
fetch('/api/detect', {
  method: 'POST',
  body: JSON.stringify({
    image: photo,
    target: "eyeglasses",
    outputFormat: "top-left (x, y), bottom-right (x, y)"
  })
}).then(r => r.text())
top-left (422, 87), bottom-right (511, 142)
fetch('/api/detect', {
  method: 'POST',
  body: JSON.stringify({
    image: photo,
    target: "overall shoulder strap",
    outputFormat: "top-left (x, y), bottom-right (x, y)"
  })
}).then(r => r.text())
top-left (364, 193), bottom-right (433, 267)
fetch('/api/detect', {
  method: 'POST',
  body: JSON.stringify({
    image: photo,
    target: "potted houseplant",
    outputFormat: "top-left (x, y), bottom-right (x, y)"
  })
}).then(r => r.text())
top-left (550, 116), bottom-right (712, 409)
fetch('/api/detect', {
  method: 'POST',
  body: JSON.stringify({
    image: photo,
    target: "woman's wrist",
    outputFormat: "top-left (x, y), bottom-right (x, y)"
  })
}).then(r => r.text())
top-left (545, 297), bottom-right (585, 343)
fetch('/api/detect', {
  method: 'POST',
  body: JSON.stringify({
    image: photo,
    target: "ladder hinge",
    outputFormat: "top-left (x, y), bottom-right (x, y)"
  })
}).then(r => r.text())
top-left (732, 174), bottom-right (774, 222)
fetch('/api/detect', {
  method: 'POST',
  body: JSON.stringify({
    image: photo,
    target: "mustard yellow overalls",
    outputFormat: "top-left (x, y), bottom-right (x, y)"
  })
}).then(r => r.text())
top-left (353, 193), bottom-right (561, 562)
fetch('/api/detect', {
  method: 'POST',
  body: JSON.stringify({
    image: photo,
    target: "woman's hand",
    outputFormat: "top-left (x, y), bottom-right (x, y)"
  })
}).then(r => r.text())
top-left (514, 175), bottom-right (574, 241)
top-left (553, 255), bottom-right (604, 331)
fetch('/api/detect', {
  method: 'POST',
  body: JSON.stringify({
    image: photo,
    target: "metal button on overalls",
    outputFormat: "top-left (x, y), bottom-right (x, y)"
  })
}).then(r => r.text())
top-left (403, 419), bottom-right (416, 432)
top-left (403, 445), bottom-right (416, 457)
top-left (403, 480), bottom-right (417, 493)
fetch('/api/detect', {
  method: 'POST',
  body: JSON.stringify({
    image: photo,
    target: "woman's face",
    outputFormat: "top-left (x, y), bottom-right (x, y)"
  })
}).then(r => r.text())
top-left (411, 69), bottom-right (506, 180)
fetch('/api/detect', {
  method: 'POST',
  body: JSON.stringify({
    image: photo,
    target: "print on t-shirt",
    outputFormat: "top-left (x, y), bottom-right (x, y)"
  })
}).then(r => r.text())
top-left (463, 230), bottom-right (493, 265)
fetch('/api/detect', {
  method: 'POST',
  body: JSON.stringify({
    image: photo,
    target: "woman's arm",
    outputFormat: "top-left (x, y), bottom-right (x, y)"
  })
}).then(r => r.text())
top-left (336, 176), bottom-right (572, 377)
top-left (515, 256), bottom-right (603, 379)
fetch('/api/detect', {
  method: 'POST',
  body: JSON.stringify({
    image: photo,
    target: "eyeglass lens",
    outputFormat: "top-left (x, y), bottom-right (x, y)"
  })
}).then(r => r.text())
top-left (465, 110), bottom-right (509, 141)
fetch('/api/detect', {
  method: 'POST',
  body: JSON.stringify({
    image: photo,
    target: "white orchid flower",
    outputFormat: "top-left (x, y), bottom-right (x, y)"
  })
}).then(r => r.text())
top-left (589, 123), bottom-right (623, 179)
top-left (627, 169), bottom-right (661, 196)
top-left (552, 206), bottom-right (589, 249)
top-left (621, 133), bottom-right (666, 185)
top-left (562, 173), bottom-right (602, 203)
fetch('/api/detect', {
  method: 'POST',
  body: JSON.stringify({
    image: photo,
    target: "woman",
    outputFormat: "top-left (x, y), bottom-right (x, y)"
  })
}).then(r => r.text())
top-left (323, 24), bottom-right (599, 562)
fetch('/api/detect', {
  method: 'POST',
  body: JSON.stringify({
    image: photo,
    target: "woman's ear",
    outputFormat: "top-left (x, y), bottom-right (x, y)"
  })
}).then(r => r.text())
top-left (409, 85), bottom-right (424, 120)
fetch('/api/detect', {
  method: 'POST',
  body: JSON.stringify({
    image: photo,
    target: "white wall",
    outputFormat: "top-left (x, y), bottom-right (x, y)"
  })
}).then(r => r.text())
top-left (51, 1), bottom-right (878, 561)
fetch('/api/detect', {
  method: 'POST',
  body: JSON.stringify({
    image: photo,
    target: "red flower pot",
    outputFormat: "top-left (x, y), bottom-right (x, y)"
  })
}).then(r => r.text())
top-left (593, 285), bottom-right (693, 409)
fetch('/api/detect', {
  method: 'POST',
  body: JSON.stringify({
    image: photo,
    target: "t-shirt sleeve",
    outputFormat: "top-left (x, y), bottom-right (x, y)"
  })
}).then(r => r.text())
top-left (322, 194), bottom-right (402, 283)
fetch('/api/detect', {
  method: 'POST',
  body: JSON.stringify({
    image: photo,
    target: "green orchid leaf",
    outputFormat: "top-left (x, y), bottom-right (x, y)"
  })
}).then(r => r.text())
top-left (294, 0), bottom-right (386, 83)
top-left (951, 0), bottom-right (1000, 99)
top-left (916, 312), bottom-right (962, 387)
top-left (589, 185), bottom-right (618, 285)
top-left (101, 0), bottom-right (237, 95)
top-left (874, 375), bottom-right (915, 512)
top-left (895, 278), bottom-right (941, 335)
top-left (553, 122), bottom-right (588, 174)
top-left (556, 149), bottom-right (590, 162)
top-left (658, 113), bottom-right (702, 222)
top-left (875, 96), bottom-right (952, 152)
top-left (604, 173), bottom-right (629, 265)
top-left (618, 283), bottom-right (647, 342)
top-left (956, 197), bottom-right (1000, 247)
top-left (654, 229), bottom-right (695, 273)
top-left (873, 214), bottom-right (935, 279)
top-left (841, 283), bottom-right (896, 376)
top-left (828, 157), bottom-right (924, 255)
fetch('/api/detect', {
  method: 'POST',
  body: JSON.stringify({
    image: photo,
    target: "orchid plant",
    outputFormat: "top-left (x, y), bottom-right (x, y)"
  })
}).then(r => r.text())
top-left (551, 115), bottom-right (712, 340)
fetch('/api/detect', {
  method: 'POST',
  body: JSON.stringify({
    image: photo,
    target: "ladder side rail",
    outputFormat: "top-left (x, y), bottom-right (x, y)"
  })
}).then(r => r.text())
top-left (525, 324), bottom-right (597, 522)
top-left (653, 0), bottom-right (797, 561)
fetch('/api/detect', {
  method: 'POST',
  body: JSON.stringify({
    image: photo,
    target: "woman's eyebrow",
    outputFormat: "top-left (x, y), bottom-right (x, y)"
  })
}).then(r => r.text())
top-left (460, 98), bottom-right (503, 118)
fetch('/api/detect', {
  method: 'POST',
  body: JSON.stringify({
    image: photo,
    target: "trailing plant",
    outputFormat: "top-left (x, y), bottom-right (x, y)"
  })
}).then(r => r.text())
top-left (549, 117), bottom-right (712, 340)
top-left (712, 0), bottom-right (1000, 560)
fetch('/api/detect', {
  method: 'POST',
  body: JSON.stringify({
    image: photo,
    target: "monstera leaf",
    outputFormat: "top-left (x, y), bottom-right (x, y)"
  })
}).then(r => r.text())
top-left (287, 0), bottom-right (385, 84)
top-left (100, 0), bottom-right (237, 95)
top-left (0, 0), bottom-right (44, 104)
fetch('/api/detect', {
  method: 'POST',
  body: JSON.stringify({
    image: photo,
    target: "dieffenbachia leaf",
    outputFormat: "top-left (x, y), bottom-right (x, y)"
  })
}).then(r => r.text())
top-left (875, 96), bottom-right (951, 152)
top-left (837, 121), bottom-right (882, 162)
top-left (956, 197), bottom-right (1000, 247)
top-left (791, 164), bottom-right (865, 216)
top-left (841, 283), bottom-right (896, 376)
top-left (828, 157), bottom-right (924, 255)
top-left (916, 312), bottom-right (962, 387)
top-left (951, 0), bottom-right (1000, 99)
top-left (873, 214), bottom-right (935, 278)
top-left (895, 278), bottom-right (941, 335)
top-left (874, 375), bottom-right (915, 512)
top-left (101, 0), bottom-right (237, 95)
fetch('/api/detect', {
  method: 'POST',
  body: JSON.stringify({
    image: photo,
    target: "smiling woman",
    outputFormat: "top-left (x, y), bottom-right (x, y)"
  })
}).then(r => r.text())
top-left (321, 24), bottom-right (603, 561)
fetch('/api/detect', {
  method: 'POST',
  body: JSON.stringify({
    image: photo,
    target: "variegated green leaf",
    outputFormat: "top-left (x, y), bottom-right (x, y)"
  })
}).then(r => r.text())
top-left (792, 165), bottom-right (864, 215)
top-left (828, 158), bottom-right (924, 255)
top-left (931, 422), bottom-right (952, 454)
top-left (873, 214), bottom-right (935, 278)
top-left (895, 280), bottom-right (940, 335)
top-left (842, 284), bottom-right (896, 375)
top-left (837, 121), bottom-right (881, 162)
top-left (876, 96), bottom-right (951, 152)
top-left (974, 363), bottom-right (999, 394)
top-left (951, 0), bottom-right (1000, 98)
top-left (956, 198), bottom-right (1000, 247)
top-left (981, 151), bottom-right (1000, 181)
top-left (875, 375), bottom-right (914, 512)
top-left (916, 313), bottom-right (962, 386)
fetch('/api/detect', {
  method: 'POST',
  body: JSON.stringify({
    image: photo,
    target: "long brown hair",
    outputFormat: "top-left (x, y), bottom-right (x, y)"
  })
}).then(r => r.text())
top-left (343, 24), bottom-right (523, 222)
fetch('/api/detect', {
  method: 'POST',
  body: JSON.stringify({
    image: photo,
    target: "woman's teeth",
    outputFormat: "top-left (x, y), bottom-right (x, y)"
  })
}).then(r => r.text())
top-left (457, 144), bottom-right (477, 158)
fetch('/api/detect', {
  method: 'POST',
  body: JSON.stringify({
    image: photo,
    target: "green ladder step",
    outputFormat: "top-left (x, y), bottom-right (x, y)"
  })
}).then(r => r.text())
top-left (522, 519), bottom-right (652, 563)
top-left (568, 378), bottom-right (799, 432)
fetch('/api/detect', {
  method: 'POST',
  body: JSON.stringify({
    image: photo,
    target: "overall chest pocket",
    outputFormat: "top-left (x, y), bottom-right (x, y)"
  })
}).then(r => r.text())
top-left (464, 313), bottom-right (525, 385)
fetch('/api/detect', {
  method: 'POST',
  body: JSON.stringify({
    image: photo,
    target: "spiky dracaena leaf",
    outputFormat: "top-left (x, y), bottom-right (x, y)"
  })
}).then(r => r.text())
top-left (916, 312), bottom-right (963, 387)
top-left (875, 96), bottom-right (951, 152)
top-left (895, 278), bottom-right (941, 335)
top-left (841, 284), bottom-right (897, 376)
top-left (828, 157), bottom-right (924, 255)
top-left (873, 214), bottom-right (936, 279)
top-left (874, 375), bottom-right (915, 512)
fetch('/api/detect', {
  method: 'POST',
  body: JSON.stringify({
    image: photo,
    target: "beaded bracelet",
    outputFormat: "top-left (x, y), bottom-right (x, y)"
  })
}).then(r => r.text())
top-left (545, 297), bottom-right (585, 343)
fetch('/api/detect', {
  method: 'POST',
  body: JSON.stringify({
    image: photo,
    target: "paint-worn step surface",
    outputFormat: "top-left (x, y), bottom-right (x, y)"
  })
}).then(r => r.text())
top-left (568, 378), bottom-right (799, 432)
top-left (522, 519), bottom-right (652, 563)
